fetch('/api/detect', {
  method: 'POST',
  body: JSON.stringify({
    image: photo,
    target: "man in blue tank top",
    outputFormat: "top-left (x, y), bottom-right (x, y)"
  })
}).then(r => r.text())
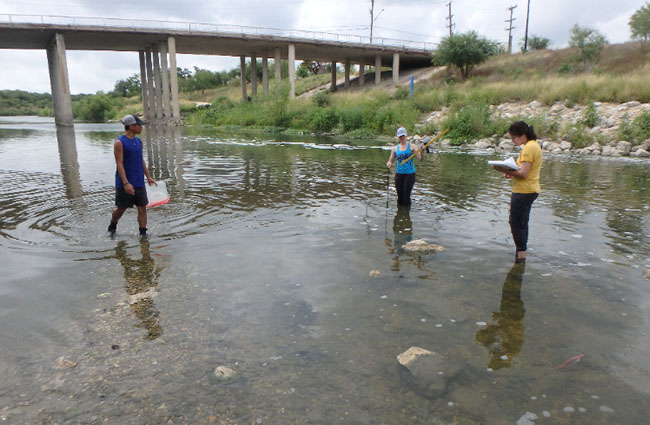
top-left (107, 114), bottom-right (156, 237)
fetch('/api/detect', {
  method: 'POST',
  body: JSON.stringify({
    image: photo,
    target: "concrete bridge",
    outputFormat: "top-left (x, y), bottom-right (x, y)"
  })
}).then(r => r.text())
top-left (0, 14), bottom-right (435, 127)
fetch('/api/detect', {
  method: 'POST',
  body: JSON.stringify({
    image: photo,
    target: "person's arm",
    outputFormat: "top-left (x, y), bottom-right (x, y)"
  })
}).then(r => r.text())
top-left (386, 147), bottom-right (396, 168)
top-left (504, 161), bottom-right (531, 179)
top-left (142, 158), bottom-right (156, 186)
top-left (114, 140), bottom-right (135, 195)
top-left (415, 144), bottom-right (425, 161)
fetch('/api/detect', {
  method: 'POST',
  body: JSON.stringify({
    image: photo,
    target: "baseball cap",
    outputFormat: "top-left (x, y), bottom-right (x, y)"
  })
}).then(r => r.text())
top-left (396, 127), bottom-right (407, 138)
top-left (121, 114), bottom-right (146, 126)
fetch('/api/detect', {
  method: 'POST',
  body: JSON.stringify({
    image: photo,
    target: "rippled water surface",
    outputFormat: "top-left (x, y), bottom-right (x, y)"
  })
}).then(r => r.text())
top-left (1, 116), bottom-right (649, 424)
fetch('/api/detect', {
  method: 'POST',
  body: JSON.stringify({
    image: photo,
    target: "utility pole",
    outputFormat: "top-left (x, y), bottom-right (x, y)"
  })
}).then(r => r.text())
top-left (446, 1), bottom-right (454, 37)
top-left (523, 0), bottom-right (531, 52)
top-left (369, 0), bottom-right (375, 43)
top-left (505, 5), bottom-right (517, 54)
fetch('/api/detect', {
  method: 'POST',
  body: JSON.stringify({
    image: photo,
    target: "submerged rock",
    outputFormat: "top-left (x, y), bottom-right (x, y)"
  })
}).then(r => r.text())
top-left (214, 366), bottom-right (236, 380)
top-left (516, 412), bottom-right (538, 425)
top-left (54, 357), bottom-right (77, 369)
top-left (403, 239), bottom-right (445, 253)
top-left (396, 346), bottom-right (461, 397)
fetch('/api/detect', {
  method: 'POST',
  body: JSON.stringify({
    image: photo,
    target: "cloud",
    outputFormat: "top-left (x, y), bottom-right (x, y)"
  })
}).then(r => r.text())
top-left (0, 0), bottom-right (644, 93)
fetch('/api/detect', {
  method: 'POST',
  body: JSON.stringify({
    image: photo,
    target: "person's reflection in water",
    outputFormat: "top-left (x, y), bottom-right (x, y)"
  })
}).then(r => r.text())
top-left (384, 205), bottom-right (413, 271)
top-left (475, 262), bottom-right (526, 369)
top-left (114, 239), bottom-right (164, 340)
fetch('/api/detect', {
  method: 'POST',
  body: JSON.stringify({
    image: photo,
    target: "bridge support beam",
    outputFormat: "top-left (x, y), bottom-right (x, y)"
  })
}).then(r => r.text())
top-left (159, 42), bottom-right (171, 119)
top-left (393, 53), bottom-right (400, 83)
top-left (359, 64), bottom-right (365, 86)
top-left (288, 44), bottom-right (295, 97)
top-left (344, 58), bottom-right (350, 88)
top-left (152, 46), bottom-right (164, 119)
top-left (240, 55), bottom-right (247, 101)
top-left (330, 61), bottom-right (337, 92)
top-left (168, 36), bottom-right (181, 122)
top-left (262, 56), bottom-right (269, 95)
top-left (46, 33), bottom-right (74, 127)
top-left (274, 48), bottom-right (281, 81)
top-left (145, 48), bottom-right (156, 120)
top-left (375, 55), bottom-right (382, 85)
top-left (138, 51), bottom-right (151, 120)
top-left (251, 53), bottom-right (257, 98)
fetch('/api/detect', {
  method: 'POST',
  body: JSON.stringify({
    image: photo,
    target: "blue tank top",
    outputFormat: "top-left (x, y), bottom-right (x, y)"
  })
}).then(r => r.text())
top-left (395, 142), bottom-right (415, 174)
top-left (115, 134), bottom-right (145, 188)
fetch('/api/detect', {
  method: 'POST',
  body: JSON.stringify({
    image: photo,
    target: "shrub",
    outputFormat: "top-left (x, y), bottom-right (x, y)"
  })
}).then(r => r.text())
top-left (73, 94), bottom-right (119, 122)
top-left (578, 103), bottom-right (599, 127)
top-left (618, 114), bottom-right (635, 141)
top-left (308, 107), bottom-right (339, 133)
top-left (559, 122), bottom-right (594, 148)
top-left (442, 101), bottom-right (497, 144)
top-left (312, 92), bottom-right (330, 107)
top-left (339, 106), bottom-right (365, 132)
top-left (631, 110), bottom-right (650, 143)
top-left (391, 87), bottom-right (410, 100)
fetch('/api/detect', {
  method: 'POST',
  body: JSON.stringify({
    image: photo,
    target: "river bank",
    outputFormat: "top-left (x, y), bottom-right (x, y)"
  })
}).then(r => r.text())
top-left (412, 100), bottom-right (650, 158)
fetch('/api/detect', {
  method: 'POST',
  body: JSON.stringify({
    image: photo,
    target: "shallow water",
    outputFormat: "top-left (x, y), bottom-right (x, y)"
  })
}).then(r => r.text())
top-left (1, 116), bottom-right (649, 424)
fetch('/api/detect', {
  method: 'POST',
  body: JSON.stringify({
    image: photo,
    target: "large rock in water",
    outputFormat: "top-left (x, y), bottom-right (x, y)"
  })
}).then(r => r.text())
top-left (403, 239), bottom-right (445, 253)
top-left (396, 347), bottom-right (461, 397)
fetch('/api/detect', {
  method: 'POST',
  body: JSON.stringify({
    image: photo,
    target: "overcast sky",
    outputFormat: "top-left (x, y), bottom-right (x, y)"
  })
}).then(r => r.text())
top-left (0, 0), bottom-right (643, 94)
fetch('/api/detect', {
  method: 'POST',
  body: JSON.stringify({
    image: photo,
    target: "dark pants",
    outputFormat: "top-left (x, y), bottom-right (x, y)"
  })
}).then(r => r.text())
top-left (509, 192), bottom-right (538, 252)
top-left (395, 173), bottom-right (415, 206)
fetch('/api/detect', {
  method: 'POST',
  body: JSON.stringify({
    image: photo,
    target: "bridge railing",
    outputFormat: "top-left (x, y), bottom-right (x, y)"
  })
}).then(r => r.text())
top-left (0, 14), bottom-right (436, 51)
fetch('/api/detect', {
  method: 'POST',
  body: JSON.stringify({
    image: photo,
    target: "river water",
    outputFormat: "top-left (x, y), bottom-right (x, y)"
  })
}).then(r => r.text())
top-left (1, 116), bottom-right (649, 424)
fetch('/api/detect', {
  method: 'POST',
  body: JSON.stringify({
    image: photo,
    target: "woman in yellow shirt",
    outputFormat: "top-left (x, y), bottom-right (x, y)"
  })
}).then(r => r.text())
top-left (498, 121), bottom-right (542, 263)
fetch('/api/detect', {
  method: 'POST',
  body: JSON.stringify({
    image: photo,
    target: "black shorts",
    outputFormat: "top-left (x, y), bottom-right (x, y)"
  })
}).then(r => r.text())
top-left (115, 187), bottom-right (148, 209)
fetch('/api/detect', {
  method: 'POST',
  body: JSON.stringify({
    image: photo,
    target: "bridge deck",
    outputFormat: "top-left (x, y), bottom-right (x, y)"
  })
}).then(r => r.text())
top-left (0, 17), bottom-right (434, 67)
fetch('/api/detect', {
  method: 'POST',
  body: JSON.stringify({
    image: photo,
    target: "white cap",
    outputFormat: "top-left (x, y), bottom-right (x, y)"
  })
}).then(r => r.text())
top-left (396, 127), bottom-right (407, 138)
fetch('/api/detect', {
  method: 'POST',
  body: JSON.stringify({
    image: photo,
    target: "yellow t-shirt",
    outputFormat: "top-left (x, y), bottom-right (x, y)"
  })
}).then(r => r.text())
top-left (512, 140), bottom-right (542, 194)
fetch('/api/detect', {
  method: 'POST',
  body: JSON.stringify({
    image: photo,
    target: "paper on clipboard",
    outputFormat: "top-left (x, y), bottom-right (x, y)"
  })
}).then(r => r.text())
top-left (488, 157), bottom-right (520, 171)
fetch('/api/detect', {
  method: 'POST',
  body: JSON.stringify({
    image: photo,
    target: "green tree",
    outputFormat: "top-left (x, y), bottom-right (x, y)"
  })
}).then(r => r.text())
top-left (432, 31), bottom-right (501, 79)
top-left (111, 74), bottom-right (141, 98)
top-left (523, 35), bottom-right (550, 51)
top-left (568, 24), bottom-right (608, 69)
top-left (629, 2), bottom-right (650, 41)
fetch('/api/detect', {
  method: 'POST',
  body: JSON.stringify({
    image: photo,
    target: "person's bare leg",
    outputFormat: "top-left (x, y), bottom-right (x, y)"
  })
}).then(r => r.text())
top-left (109, 207), bottom-right (127, 234)
top-left (136, 206), bottom-right (147, 236)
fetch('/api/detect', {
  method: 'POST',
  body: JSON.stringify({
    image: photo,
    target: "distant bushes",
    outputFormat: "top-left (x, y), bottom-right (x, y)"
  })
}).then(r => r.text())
top-left (72, 93), bottom-right (123, 122)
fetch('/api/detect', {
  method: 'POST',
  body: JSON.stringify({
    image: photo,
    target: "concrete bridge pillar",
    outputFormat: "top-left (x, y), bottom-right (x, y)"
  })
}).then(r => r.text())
top-left (330, 61), bottom-right (337, 92)
top-left (159, 42), bottom-right (171, 119)
top-left (274, 48), bottom-right (281, 81)
top-left (251, 53), bottom-right (258, 97)
top-left (344, 58), bottom-right (350, 88)
top-left (288, 44), bottom-right (295, 97)
top-left (138, 51), bottom-right (151, 120)
top-left (359, 64), bottom-right (365, 86)
top-left (46, 33), bottom-right (74, 127)
top-left (262, 56), bottom-right (269, 95)
top-left (145, 48), bottom-right (156, 120)
top-left (393, 53), bottom-right (400, 83)
top-left (240, 55), bottom-right (247, 101)
top-left (168, 36), bottom-right (181, 122)
top-left (152, 45), bottom-right (164, 119)
top-left (375, 55), bottom-right (382, 85)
